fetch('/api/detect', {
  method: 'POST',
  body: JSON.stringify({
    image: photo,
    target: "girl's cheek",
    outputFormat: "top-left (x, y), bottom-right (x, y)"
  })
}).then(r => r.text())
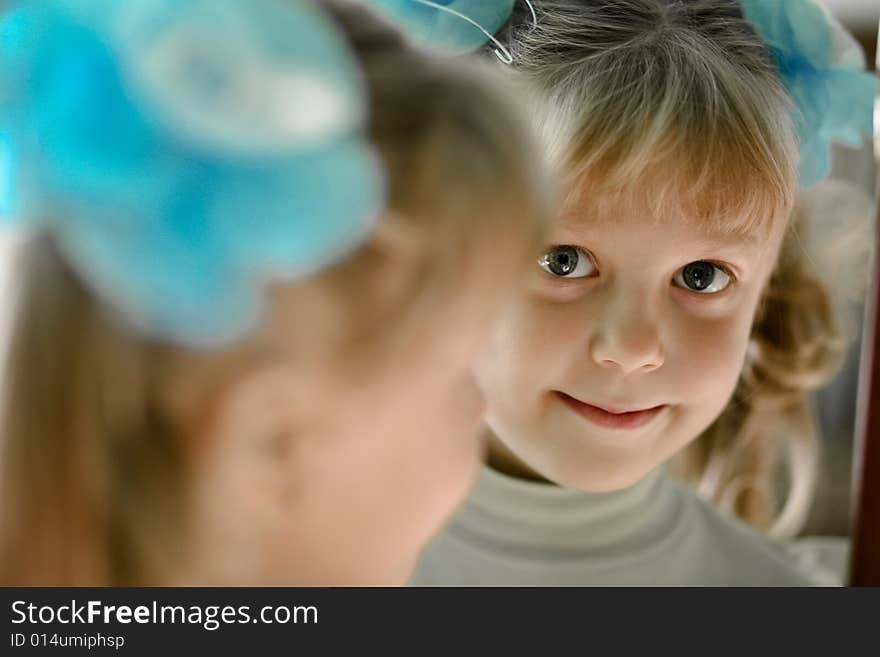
top-left (668, 286), bottom-right (761, 367)
top-left (527, 273), bottom-right (594, 303)
top-left (667, 311), bottom-right (751, 387)
top-left (476, 298), bottom-right (569, 395)
top-left (670, 286), bottom-right (744, 319)
top-left (511, 298), bottom-right (582, 361)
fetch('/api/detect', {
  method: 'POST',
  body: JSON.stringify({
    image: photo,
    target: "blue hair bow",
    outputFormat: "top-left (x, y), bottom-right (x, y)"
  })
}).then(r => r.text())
top-left (741, 0), bottom-right (877, 187)
top-left (368, 0), bottom-right (532, 63)
top-left (0, 0), bottom-right (384, 347)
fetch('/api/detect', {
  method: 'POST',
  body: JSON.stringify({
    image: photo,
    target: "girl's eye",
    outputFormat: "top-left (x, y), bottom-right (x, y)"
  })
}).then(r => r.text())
top-left (538, 245), bottom-right (595, 279)
top-left (672, 261), bottom-right (732, 294)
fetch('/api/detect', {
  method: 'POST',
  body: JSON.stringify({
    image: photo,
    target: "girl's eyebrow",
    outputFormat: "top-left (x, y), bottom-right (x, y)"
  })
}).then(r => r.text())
top-left (696, 223), bottom-right (769, 246)
top-left (558, 207), bottom-right (771, 244)
top-left (691, 230), bottom-right (762, 250)
top-left (552, 222), bottom-right (764, 249)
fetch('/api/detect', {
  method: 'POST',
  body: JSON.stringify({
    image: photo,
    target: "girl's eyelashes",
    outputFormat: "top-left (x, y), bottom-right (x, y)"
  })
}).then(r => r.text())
top-left (537, 248), bottom-right (735, 295)
top-left (672, 261), bottom-right (733, 294)
top-left (538, 245), bottom-right (596, 279)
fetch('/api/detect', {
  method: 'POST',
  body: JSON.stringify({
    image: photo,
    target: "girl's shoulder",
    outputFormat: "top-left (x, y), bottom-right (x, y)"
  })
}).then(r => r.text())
top-left (786, 536), bottom-right (850, 586)
top-left (674, 481), bottom-right (843, 586)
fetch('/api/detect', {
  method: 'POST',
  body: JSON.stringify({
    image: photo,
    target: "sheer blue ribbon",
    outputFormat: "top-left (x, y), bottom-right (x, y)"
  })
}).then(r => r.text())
top-left (741, 0), bottom-right (877, 187)
top-left (368, 0), bottom-right (521, 62)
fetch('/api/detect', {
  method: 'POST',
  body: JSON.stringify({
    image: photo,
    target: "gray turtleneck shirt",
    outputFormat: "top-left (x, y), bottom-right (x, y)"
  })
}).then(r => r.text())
top-left (410, 466), bottom-right (844, 586)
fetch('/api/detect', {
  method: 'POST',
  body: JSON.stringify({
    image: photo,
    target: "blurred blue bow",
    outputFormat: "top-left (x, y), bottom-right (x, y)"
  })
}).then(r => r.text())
top-left (741, 0), bottom-right (877, 187)
top-left (0, 0), bottom-right (384, 346)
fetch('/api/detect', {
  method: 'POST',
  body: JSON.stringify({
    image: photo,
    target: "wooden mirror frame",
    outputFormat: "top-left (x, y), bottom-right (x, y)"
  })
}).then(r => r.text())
top-left (848, 20), bottom-right (879, 586)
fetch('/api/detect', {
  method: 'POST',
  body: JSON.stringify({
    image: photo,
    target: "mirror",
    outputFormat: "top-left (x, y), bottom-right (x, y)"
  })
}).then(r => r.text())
top-left (847, 10), bottom-right (880, 587)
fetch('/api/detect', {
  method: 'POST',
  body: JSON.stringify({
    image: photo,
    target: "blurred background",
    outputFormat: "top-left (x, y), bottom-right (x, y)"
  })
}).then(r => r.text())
top-left (826, 0), bottom-right (878, 63)
top-left (803, 0), bottom-right (878, 537)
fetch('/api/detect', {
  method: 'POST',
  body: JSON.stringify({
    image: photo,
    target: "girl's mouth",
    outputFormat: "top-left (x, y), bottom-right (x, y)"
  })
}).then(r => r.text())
top-left (555, 392), bottom-right (667, 430)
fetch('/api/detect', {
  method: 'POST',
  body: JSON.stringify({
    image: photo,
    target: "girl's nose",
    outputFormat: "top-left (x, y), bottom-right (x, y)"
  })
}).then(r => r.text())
top-left (589, 303), bottom-right (664, 374)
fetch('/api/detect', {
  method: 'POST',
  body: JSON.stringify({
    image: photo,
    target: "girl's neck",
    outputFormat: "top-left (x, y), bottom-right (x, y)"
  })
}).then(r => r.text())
top-left (485, 431), bottom-right (555, 484)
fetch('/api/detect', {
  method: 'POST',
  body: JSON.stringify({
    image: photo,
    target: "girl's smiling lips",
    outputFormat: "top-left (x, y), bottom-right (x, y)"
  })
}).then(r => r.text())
top-left (555, 391), bottom-right (667, 430)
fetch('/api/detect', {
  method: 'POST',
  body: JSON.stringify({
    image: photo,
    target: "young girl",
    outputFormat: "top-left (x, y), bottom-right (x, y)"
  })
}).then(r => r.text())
top-left (0, 0), bottom-right (547, 585)
top-left (411, 0), bottom-right (876, 585)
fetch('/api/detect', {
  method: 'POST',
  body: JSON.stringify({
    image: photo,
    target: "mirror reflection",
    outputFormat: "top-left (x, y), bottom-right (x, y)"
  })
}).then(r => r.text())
top-left (0, 0), bottom-right (876, 587)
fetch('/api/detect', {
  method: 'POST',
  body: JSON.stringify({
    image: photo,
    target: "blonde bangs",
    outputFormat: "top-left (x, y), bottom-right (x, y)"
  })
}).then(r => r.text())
top-left (518, 1), bottom-right (799, 237)
top-left (563, 126), bottom-right (796, 239)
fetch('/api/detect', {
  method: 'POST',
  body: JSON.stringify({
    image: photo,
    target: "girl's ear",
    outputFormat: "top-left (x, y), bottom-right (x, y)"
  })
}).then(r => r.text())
top-left (210, 364), bottom-right (301, 469)
top-left (185, 364), bottom-right (305, 584)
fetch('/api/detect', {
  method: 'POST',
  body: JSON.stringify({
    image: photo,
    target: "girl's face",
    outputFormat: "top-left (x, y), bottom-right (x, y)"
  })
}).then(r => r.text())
top-left (186, 229), bottom-right (527, 585)
top-left (272, 279), bottom-right (504, 586)
top-left (478, 190), bottom-right (788, 491)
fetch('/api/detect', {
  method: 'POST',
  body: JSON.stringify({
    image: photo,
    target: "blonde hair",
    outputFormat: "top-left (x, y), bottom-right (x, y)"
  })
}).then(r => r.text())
top-left (0, 1), bottom-right (547, 585)
top-left (505, 0), bottom-right (843, 536)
